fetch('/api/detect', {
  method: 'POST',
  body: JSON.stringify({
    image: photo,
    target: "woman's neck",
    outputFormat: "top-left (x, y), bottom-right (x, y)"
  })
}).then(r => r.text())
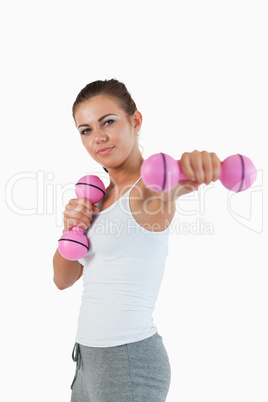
top-left (107, 151), bottom-right (144, 188)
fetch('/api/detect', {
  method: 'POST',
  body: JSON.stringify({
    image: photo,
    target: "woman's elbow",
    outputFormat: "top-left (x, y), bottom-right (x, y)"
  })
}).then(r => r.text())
top-left (53, 276), bottom-right (69, 290)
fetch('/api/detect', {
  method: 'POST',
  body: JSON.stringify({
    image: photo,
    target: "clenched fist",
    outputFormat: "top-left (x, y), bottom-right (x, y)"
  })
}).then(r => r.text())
top-left (63, 198), bottom-right (100, 233)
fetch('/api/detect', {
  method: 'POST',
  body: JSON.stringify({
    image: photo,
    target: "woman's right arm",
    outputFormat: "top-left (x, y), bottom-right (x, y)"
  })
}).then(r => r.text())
top-left (53, 250), bottom-right (84, 290)
top-left (53, 197), bottom-right (99, 290)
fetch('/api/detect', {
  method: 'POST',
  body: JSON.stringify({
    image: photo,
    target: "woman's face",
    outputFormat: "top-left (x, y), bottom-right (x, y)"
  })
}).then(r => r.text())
top-left (74, 95), bottom-right (142, 169)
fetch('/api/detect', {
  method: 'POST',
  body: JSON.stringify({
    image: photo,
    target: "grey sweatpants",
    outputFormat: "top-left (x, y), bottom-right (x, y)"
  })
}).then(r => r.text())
top-left (70, 332), bottom-right (171, 402)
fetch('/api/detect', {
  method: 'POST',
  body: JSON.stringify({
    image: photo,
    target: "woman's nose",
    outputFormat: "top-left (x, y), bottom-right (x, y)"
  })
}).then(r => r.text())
top-left (93, 127), bottom-right (108, 143)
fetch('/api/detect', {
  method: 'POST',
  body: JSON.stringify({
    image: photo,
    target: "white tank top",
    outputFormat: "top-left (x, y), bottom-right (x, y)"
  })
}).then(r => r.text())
top-left (76, 177), bottom-right (172, 347)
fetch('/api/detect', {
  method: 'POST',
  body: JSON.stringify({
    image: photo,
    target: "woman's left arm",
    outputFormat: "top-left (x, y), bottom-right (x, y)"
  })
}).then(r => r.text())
top-left (159, 150), bottom-right (222, 203)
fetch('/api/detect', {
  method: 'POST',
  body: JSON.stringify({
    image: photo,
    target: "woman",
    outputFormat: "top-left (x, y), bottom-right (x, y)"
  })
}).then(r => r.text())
top-left (53, 79), bottom-right (221, 401)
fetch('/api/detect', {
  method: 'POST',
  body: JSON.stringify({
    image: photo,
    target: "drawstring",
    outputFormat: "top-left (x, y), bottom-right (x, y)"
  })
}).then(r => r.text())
top-left (71, 343), bottom-right (82, 390)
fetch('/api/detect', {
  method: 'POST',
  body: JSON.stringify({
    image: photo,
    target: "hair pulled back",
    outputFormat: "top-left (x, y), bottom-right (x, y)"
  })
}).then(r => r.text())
top-left (72, 79), bottom-right (137, 121)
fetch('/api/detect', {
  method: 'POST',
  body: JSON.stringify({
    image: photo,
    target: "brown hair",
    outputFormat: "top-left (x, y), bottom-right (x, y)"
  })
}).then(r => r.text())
top-left (72, 79), bottom-right (137, 121)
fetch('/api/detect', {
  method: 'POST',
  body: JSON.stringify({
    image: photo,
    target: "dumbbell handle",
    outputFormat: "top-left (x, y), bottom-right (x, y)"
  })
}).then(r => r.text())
top-left (58, 175), bottom-right (105, 261)
top-left (141, 153), bottom-right (257, 192)
top-left (176, 155), bottom-right (247, 185)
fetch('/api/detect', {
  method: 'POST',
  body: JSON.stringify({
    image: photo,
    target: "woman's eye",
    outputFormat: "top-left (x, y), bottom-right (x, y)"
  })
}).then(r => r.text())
top-left (104, 119), bottom-right (114, 126)
top-left (81, 129), bottom-right (91, 135)
top-left (80, 120), bottom-right (114, 135)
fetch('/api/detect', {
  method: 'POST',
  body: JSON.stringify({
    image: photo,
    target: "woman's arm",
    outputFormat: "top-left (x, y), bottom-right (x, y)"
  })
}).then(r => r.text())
top-left (159, 150), bottom-right (221, 203)
top-left (53, 249), bottom-right (83, 290)
top-left (137, 150), bottom-right (221, 231)
top-left (52, 196), bottom-right (99, 290)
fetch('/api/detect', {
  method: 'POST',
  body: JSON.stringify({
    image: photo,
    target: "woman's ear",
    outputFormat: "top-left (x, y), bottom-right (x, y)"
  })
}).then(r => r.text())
top-left (133, 111), bottom-right (143, 134)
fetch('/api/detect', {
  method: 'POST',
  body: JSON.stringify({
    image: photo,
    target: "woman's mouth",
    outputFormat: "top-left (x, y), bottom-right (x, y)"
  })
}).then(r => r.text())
top-left (97, 147), bottom-right (114, 155)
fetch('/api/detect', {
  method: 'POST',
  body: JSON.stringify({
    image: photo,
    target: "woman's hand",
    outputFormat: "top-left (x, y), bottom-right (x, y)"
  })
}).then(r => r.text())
top-left (62, 198), bottom-right (100, 233)
top-left (178, 150), bottom-right (221, 195)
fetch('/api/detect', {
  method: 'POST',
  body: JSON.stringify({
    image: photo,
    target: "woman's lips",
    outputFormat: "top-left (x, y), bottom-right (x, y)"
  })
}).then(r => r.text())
top-left (97, 147), bottom-right (114, 155)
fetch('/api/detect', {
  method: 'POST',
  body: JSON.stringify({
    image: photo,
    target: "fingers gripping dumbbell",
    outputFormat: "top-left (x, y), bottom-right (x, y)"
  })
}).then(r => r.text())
top-left (141, 153), bottom-right (257, 192)
top-left (58, 175), bottom-right (105, 261)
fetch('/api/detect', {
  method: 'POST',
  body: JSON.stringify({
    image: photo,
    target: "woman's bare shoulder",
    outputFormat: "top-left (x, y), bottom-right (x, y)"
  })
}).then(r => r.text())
top-left (129, 180), bottom-right (176, 232)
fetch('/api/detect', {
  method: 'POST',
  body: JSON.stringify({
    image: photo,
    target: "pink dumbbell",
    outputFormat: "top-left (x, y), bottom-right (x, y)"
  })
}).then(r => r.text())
top-left (58, 175), bottom-right (105, 261)
top-left (141, 153), bottom-right (257, 192)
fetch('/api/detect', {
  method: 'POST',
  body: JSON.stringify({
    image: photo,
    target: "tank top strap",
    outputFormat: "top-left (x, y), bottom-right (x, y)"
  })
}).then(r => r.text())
top-left (128, 176), bottom-right (142, 192)
top-left (121, 176), bottom-right (142, 215)
top-left (119, 177), bottom-right (142, 213)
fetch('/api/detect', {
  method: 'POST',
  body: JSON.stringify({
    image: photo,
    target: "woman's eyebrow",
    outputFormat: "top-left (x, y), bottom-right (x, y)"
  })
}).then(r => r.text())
top-left (78, 114), bottom-right (117, 129)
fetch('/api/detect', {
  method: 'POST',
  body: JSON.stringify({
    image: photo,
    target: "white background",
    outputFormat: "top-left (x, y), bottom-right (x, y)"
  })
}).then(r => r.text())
top-left (1, 1), bottom-right (267, 401)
